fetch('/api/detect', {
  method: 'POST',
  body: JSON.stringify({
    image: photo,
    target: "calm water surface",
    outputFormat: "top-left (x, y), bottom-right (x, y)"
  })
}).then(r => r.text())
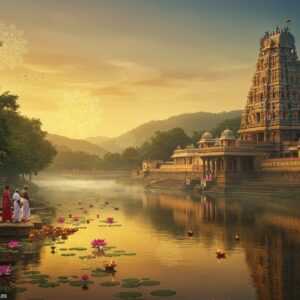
top-left (4, 178), bottom-right (300, 300)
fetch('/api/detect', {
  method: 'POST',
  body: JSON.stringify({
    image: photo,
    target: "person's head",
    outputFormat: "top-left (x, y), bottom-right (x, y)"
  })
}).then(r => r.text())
top-left (15, 189), bottom-right (19, 194)
top-left (5, 185), bottom-right (9, 190)
top-left (23, 185), bottom-right (28, 191)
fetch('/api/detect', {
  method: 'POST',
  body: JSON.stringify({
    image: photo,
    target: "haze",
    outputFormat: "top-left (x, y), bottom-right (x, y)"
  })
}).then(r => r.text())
top-left (0, 0), bottom-right (299, 138)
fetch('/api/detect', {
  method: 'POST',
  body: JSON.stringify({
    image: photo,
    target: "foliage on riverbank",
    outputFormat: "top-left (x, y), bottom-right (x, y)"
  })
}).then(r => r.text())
top-left (0, 92), bottom-right (57, 182)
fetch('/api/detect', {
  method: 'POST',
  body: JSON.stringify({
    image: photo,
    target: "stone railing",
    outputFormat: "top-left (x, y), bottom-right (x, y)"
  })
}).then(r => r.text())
top-left (260, 157), bottom-right (300, 171)
top-left (151, 164), bottom-right (202, 172)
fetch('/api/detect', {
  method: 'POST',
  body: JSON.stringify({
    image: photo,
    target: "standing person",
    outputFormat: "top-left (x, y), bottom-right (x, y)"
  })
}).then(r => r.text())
top-left (12, 189), bottom-right (22, 223)
top-left (20, 185), bottom-right (31, 222)
top-left (2, 185), bottom-right (12, 222)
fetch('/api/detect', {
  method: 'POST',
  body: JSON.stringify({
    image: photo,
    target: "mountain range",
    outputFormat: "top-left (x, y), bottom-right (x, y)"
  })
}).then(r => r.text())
top-left (87, 110), bottom-right (242, 152)
top-left (48, 110), bottom-right (242, 154)
top-left (47, 134), bottom-right (107, 156)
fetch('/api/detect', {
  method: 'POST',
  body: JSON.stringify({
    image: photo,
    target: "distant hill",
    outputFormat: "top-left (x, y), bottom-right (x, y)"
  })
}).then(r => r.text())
top-left (47, 134), bottom-right (107, 156)
top-left (85, 136), bottom-right (112, 145)
top-left (98, 110), bottom-right (242, 152)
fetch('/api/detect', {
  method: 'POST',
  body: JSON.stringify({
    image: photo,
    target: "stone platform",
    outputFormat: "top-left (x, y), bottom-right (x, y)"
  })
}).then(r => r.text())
top-left (0, 214), bottom-right (43, 236)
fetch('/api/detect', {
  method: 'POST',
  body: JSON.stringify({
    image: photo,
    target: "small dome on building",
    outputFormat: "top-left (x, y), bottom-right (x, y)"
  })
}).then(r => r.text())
top-left (219, 129), bottom-right (236, 141)
top-left (201, 132), bottom-right (213, 140)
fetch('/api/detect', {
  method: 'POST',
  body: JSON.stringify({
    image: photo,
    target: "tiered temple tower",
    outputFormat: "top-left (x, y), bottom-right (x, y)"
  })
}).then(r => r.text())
top-left (239, 25), bottom-right (300, 155)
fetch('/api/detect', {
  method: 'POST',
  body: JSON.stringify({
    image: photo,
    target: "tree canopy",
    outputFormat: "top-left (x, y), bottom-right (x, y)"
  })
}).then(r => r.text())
top-left (0, 92), bottom-right (57, 181)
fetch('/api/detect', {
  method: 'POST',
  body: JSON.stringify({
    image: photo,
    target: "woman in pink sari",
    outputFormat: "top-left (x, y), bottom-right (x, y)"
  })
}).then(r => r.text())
top-left (2, 185), bottom-right (12, 222)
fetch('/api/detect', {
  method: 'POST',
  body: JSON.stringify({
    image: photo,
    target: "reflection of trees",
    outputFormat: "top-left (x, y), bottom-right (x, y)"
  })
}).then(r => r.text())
top-left (123, 190), bottom-right (300, 300)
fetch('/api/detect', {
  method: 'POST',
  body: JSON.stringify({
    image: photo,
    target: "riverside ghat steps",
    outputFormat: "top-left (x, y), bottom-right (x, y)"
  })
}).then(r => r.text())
top-left (0, 214), bottom-right (42, 236)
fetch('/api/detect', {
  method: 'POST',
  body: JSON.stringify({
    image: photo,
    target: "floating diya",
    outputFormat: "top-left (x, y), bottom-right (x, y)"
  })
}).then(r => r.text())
top-left (187, 230), bottom-right (194, 237)
top-left (234, 235), bottom-right (240, 241)
top-left (113, 207), bottom-right (120, 211)
top-left (89, 204), bottom-right (94, 208)
top-left (104, 260), bottom-right (117, 271)
top-left (86, 220), bottom-right (90, 224)
top-left (106, 217), bottom-right (114, 224)
top-left (216, 249), bottom-right (226, 259)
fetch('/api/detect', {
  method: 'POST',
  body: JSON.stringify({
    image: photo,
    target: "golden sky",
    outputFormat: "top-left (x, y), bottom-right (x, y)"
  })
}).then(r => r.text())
top-left (0, 0), bottom-right (299, 138)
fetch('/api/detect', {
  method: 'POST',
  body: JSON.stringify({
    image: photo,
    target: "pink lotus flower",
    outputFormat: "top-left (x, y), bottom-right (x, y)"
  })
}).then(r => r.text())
top-left (7, 240), bottom-right (20, 249)
top-left (91, 239), bottom-right (107, 249)
top-left (81, 274), bottom-right (89, 281)
top-left (106, 217), bottom-right (114, 224)
top-left (56, 216), bottom-right (65, 223)
top-left (72, 216), bottom-right (80, 222)
top-left (0, 265), bottom-right (12, 276)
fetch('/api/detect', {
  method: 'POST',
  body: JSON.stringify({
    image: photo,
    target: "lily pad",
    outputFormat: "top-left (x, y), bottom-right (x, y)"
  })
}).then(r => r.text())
top-left (69, 280), bottom-right (94, 286)
top-left (140, 280), bottom-right (160, 286)
top-left (61, 253), bottom-right (76, 256)
top-left (150, 290), bottom-right (176, 297)
top-left (38, 282), bottom-right (60, 288)
top-left (15, 287), bottom-right (27, 293)
top-left (122, 278), bottom-right (140, 283)
top-left (69, 247), bottom-right (87, 251)
top-left (122, 253), bottom-right (136, 256)
top-left (101, 281), bottom-right (120, 287)
top-left (91, 272), bottom-right (110, 278)
top-left (115, 291), bottom-right (143, 299)
top-left (121, 282), bottom-right (141, 288)
top-left (24, 271), bottom-right (41, 275)
top-left (59, 248), bottom-right (68, 251)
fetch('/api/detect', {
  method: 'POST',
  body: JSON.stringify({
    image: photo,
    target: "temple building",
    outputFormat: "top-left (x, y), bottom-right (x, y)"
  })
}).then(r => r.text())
top-left (142, 25), bottom-right (300, 185)
top-left (239, 25), bottom-right (300, 155)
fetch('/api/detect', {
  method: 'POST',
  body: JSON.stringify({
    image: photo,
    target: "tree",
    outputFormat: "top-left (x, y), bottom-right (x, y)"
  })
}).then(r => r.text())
top-left (139, 128), bottom-right (191, 161)
top-left (0, 91), bottom-right (57, 181)
top-left (211, 117), bottom-right (241, 138)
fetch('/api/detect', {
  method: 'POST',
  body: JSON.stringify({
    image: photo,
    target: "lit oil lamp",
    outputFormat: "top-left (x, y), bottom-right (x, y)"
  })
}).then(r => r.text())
top-left (187, 230), bottom-right (193, 237)
top-left (216, 249), bottom-right (226, 259)
top-left (234, 235), bottom-right (240, 241)
top-left (104, 260), bottom-right (117, 271)
top-left (114, 207), bottom-right (120, 211)
top-left (86, 220), bottom-right (90, 224)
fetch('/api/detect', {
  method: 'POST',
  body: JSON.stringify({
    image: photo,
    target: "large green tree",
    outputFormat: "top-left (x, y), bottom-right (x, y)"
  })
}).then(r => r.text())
top-left (0, 92), bottom-right (57, 181)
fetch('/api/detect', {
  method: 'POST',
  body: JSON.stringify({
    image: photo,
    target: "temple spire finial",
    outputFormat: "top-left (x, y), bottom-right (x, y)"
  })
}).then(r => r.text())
top-left (284, 19), bottom-right (291, 32)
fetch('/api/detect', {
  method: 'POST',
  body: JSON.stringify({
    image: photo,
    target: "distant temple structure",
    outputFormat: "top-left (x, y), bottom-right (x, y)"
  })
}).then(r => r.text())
top-left (142, 25), bottom-right (300, 186)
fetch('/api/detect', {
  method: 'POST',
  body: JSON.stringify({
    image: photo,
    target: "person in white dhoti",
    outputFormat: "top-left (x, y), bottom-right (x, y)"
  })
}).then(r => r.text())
top-left (12, 189), bottom-right (22, 223)
top-left (20, 185), bottom-right (31, 222)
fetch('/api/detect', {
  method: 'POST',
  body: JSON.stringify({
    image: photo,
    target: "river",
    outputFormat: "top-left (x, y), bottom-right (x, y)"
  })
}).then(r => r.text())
top-left (3, 177), bottom-right (300, 300)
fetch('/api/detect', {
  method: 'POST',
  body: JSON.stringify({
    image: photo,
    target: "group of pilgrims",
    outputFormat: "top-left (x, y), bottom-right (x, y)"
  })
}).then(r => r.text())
top-left (2, 185), bottom-right (31, 223)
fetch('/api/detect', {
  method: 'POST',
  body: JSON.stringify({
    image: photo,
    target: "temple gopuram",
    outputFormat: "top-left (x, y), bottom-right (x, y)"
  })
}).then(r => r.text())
top-left (142, 25), bottom-right (300, 186)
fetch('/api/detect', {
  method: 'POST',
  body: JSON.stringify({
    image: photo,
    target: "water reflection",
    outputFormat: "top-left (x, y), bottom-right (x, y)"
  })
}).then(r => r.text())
top-left (125, 189), bottom-right (300, 300)
top-left (1, 178), bottom-right (299, 300)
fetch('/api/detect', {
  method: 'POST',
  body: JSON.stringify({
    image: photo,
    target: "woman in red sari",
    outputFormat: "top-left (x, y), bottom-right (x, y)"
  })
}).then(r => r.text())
top-left (2, 185), bottom-right (12, 222)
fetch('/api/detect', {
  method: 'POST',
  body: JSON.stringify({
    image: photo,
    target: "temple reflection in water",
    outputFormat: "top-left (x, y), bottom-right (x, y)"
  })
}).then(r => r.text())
top-left (132, 190), bottom-right (300, 300)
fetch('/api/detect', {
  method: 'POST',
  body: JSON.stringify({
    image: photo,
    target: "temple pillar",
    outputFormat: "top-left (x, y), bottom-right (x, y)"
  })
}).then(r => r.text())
top-left (236, 157), bottom-right (242, 172)
top-left (202, 158), bottom-right (206, 177)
